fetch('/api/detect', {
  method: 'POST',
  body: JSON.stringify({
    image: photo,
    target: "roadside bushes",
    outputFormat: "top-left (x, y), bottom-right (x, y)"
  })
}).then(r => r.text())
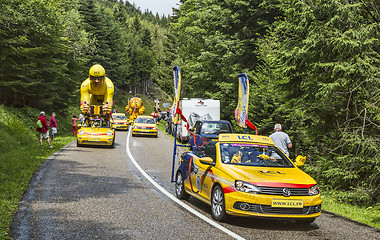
top-left (0, 105), bottom-right (35, 153)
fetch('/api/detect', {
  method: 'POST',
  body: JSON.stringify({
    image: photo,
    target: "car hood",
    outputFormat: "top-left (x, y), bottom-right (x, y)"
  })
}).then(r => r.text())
top-left (113, 120), bottom-right (126, 123)
top-left (221, 164), bottom-right (316, 187)
top-left (81, 127), bottom-right (112, 134)
top-left (134, 123), bottom-right (156, 128)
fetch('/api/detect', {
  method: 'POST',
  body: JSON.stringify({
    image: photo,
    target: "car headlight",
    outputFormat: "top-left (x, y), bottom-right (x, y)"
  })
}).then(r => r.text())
top-left (107, 131), bottom-right (113, 137)
top-left (78, 130), bottom-right (84, 135)
top-left (235, 180), bottom-right (261, 194)
top-left (308, 184), bottom-right (319, 196)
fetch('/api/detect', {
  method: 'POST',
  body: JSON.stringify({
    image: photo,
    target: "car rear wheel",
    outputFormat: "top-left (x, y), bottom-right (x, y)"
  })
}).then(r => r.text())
top-left (211, 185), bottom-right (228, 221)
top-left (175, 171), bottom-right (190, 200)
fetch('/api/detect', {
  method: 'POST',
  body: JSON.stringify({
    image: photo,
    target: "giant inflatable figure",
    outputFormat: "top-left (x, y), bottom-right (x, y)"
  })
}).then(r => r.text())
top-left (125, 97), bottom-right (145, 122)
top-left (80, 64), bottom-right (114, 115)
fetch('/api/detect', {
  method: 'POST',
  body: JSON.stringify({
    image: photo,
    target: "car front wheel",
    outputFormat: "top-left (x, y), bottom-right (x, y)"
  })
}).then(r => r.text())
top-left (211, 185), bottom-right (228, 221)
top-left (175, 171), bottom-right (190, 200)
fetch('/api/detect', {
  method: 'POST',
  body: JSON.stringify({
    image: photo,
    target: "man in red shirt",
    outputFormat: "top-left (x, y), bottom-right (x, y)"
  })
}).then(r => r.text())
top-left (36, 111), bottom-right (52, 148)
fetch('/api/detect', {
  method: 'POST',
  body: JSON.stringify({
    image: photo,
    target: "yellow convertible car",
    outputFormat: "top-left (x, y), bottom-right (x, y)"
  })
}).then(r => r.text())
top-left (131, 115), bottom-right (158, 137)
top-left (111, 113), bottom-right (128, 130)
top-left (77, 117), bottom-right (115, 148)
top-left (175, 134), bottom-right (321, 223)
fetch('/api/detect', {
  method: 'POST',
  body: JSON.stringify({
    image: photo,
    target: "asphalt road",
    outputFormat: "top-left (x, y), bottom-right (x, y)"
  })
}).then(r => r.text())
top-left (12, 129), bottom-right (380, 239)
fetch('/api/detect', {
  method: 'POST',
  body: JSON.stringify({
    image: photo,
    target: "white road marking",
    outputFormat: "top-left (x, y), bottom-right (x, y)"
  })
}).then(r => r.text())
top-left (125, 129), bottom-right (245, 240)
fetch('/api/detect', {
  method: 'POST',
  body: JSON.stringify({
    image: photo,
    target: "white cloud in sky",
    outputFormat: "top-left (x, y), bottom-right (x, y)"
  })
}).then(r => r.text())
top-left (130, 0), bottom-right (180, 16)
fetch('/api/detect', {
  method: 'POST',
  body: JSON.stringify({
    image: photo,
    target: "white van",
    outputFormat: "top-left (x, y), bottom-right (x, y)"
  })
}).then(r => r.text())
top-left (177, 98), bottom-right (220, 142)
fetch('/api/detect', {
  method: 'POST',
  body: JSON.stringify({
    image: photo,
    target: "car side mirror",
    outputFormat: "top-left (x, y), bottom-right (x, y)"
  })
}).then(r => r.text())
top-left (199, 157), bottom-right (214, 165)
top-left (294, 155), bottom-right (306, 167)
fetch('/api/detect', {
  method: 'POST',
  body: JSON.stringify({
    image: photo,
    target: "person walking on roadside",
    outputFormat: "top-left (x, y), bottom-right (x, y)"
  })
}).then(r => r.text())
top-left (72, 115), bottom-right (79, 136)
top-left (36, 111), bottom-right (53, 148)
top-left (269, 123), bottom-right (292, 156)
top-left (49, 112), bottom-right (57, 141)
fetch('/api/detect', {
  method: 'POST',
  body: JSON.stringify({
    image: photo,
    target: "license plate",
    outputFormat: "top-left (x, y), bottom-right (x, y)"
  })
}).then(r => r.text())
top-left (89, 138), bottom-right (100, 142)
top-left (271, 199), bottom-right (303, 208)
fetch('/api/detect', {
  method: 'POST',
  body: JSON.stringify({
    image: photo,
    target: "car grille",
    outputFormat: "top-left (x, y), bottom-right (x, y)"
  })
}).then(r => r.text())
top-left (82, 141), bottom-right (108, 145)
top-left (233, 202), bottom-right (321, 215)
top-left (259, 187), bottom-right (310, 196)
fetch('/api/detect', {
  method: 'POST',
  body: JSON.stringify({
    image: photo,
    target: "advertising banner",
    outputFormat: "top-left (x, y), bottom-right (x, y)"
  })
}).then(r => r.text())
top-left (235, 73), bottom-right (249, 128)
top-left (170, 66), bottom-right (181, 123)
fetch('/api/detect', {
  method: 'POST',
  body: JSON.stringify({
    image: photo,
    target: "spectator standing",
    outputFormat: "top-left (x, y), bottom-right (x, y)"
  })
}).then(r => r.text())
top-left (49, 112), bottom-right (57, 141)
top-left (269, 123), bottom-right (292, 156)
top-left (36, 111), bottom-right (52, 148)
top-left (72, 115), bottom-right (79, 135)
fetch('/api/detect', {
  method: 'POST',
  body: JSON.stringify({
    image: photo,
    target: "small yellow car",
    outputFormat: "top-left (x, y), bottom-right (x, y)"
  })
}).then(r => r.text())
top-left (131, 115), bottom-right (158, 137)
top-left (111, 113), bottom-right (128, 130)
top-left (77, 117), bottom-right (115, 148)
top-left (175, 134), bottom-right (321, 223)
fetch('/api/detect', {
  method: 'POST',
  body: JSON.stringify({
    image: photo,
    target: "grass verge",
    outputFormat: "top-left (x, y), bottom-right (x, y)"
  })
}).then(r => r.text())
top-left (0, 135), bottom-right (75, 239)
top-left (322, 195), bottom-right (380, 229)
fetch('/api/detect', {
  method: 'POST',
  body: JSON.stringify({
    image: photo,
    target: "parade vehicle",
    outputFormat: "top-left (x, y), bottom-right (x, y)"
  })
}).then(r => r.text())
top-left (111, 113), bottom-right (128, 130)
top-left (77, 117), bottom-right (115, 148)
top-left (174, 133), bottom-right (321, 222)
top-left (191, 120), bottom-right (233, 141)
top-left (131, 115), bottom-right (158, 137)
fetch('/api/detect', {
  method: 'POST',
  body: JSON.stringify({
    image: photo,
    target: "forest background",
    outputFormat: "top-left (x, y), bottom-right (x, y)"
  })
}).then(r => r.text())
top-left (0, 0), bottom-right (379, 230)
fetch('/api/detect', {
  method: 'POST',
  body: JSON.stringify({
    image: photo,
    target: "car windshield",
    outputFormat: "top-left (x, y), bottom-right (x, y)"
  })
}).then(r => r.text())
top-left (201, 123), bottom-right (232, 135)
top-left (135, 118), bottom-right (155, 124)
top-left (219, 143), bottom-right (294, 167)
top-left (83, 119), bottom-right (110, 128)
top-left (114, 115), bottom-right (126, 120)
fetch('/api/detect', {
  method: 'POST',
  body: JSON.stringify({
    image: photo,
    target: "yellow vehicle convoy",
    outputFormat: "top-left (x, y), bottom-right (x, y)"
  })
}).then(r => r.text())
top-left (131, 115), bottom-right (158, 137)
top-left (175, 133), bottom-right (321, 222)
top-left (125, 97), bottom-right (145, 124)
top-left (111, 113), bottom-right (128, 130)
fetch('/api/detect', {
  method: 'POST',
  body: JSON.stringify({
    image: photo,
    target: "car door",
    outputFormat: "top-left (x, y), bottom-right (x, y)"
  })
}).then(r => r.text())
top-left (190, 142), bottom-right (217, 201)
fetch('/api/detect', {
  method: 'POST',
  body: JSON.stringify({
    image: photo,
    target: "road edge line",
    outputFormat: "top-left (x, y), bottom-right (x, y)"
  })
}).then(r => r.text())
top-left (125, 129), bottom-right (245, 240)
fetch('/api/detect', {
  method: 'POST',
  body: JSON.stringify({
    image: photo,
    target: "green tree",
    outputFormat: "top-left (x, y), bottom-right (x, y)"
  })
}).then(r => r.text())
top-left (0, 0), bottom-right (88, 110)
top-left (171, 0), bottom-right (280, 121)
top-left (258, 0), bottom-right (380, 205)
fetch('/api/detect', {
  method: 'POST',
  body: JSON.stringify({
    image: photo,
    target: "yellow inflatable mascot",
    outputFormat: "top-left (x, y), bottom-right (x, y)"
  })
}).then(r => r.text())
top-left (125, 97), bottom-right (145, 123)
top-left (80, 64), bottom-right (114, 115)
